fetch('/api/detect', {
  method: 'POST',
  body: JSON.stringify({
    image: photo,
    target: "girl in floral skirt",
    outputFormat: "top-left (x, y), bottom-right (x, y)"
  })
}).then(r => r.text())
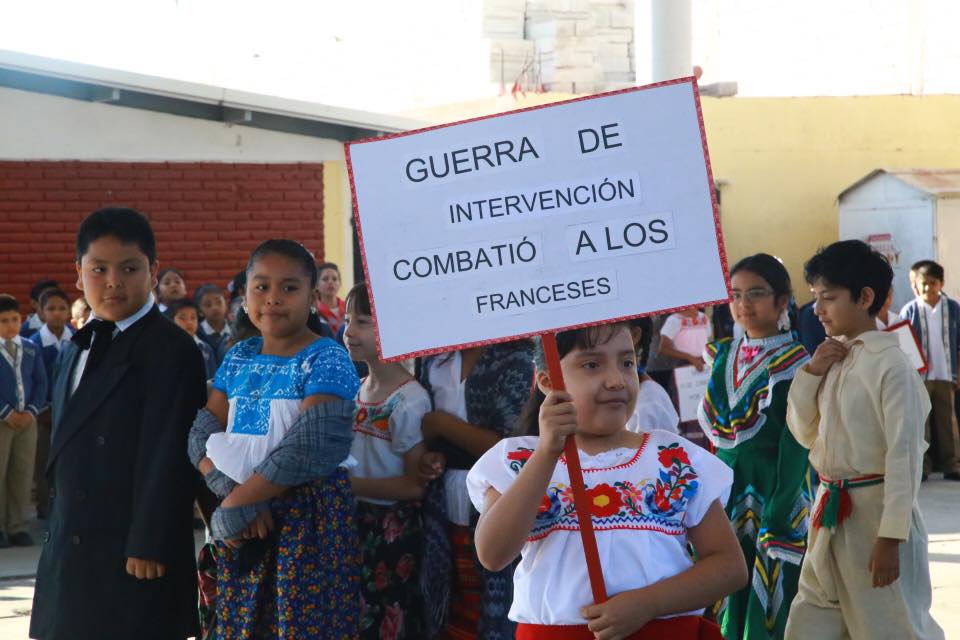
top-left (343, 282), bottom-right (433, 639)
top-left (188, 239), bottom-right (361, 639)
top-left (468, 324), bottom-right (747, 639)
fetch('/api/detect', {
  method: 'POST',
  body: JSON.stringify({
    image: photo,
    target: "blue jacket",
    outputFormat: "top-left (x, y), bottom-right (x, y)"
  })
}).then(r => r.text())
top-left (28, 325), bottom-right (75, 402)
top-left (0, 338), bottom-right (49, 419)
top-left (900, 295), bottom-right (960, 382)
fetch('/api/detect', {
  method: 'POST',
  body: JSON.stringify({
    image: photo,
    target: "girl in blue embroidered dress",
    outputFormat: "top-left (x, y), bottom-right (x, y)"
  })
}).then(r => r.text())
top-left (193, 239), bottom-right (361, 639)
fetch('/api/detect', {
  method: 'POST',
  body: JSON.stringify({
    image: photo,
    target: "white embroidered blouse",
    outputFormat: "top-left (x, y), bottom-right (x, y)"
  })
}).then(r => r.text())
top-left (467, 430), bottom-right (732, 625)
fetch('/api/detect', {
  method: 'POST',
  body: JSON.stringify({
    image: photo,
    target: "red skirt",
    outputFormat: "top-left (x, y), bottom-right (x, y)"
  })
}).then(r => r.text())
top-left (516, 615), bottom-right (722, 639)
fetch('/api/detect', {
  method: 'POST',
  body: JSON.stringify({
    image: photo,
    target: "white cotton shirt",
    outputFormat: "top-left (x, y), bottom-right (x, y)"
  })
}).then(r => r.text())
top-left (428, 352), bottom-right (475, 526)
top-left (70, 295), bottom-right (156, 396)
top-left (351, 379), bottom-right (431, 505)
top-left (786, 331), bottom-right (929, 540)
top-left (921, 300), bottom-right (951, 381)
top-left (875, 310), bottom-right (900, 330)
top-left (467, 431), bottom-right (732, 625)
top-left (661, 312), bottom-right (713, 358)
top-left (37, 324), bottom-right (73, 352)
top-left (627, 378), bottom-right (679, 434)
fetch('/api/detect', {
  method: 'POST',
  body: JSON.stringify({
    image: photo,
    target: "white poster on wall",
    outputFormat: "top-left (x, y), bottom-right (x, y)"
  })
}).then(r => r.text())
top-left (347, 78), bottom-right (730, 360)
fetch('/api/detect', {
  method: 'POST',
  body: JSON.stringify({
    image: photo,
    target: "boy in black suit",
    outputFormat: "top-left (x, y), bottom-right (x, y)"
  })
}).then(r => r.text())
top-left (30, 207), bottom-right (207, 640)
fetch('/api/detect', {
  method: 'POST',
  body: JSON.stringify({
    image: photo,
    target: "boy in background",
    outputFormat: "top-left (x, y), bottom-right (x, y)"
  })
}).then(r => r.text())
top-left (19, 280), bottom-right (58, 338)
top-left (28, 289), bottom-right (74, 519)
top-left (899, 260), bottom-right (960, 480)
top-left (0, 294), bottom-right (48, 547)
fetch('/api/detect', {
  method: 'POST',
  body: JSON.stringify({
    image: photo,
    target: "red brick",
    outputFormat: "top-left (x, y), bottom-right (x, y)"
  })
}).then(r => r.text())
top-left (74, 168), bottom-right (113, 179)
top-left (30, 222), bottom-right (65, 232)
top-left (218, 231), bottom-right (253, 241)
top-left (28, 201), bottom-right (66, 212)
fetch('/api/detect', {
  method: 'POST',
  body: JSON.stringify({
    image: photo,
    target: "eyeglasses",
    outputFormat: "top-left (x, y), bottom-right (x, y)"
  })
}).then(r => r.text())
top-left (731, 289), bottom-right (774, 303)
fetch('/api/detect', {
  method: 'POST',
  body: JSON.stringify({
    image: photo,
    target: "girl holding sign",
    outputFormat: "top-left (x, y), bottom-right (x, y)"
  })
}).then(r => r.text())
top-left (467, 324), bottom-right (746, 639)
top-left (697, 254), bottom-right (812, 640)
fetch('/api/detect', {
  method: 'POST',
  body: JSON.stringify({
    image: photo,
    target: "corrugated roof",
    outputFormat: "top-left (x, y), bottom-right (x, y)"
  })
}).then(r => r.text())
top-left (839, 168), bottom-right (960, 200)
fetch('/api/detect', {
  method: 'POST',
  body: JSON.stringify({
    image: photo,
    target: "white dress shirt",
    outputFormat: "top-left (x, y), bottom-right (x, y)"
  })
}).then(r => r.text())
top-left (70, 295), bottom-right (156, 396)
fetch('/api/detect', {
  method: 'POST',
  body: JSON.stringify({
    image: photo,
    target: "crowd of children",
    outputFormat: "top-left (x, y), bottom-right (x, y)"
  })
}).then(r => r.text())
top-left (0, 205), bottom-right (950, 640)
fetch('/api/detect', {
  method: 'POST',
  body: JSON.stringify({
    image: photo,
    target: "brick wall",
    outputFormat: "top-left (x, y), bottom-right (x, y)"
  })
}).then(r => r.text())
top-left (0, 161), bottom-right (324, 314)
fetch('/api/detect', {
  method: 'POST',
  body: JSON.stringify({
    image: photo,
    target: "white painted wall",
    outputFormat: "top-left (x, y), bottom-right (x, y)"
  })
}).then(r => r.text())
top-left (0, 86), bottom-right (345, 162)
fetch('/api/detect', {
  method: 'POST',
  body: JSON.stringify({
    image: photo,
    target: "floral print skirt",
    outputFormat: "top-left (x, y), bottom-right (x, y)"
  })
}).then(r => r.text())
top-left (214, 469), bottom-right (361, 639)
top-left (356, 500), bottom-right (425, 640)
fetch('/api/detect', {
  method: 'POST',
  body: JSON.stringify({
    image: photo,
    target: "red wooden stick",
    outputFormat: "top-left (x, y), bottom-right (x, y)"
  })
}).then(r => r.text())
top-left (541, 332), bottom-right (608, 604)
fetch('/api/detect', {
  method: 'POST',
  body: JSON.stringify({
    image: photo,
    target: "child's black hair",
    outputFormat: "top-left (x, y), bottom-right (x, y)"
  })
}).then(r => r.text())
top-left (164, 298), bottom-right (199, 320)
top-left (232, 307), bottom-right (261, 342)
top-left (515, 323), bottom-right (630, 436)
top-left (39, 288), bottom-right (70, 309)
top-left (911, 260), bottom-right (945, 282)
top-left (247, 239), bottom-right (319, 289)
top-left (0, 294), bottom-right (19, 314)
top-left (345, 282), bottom-right (372, 316)
top-left (626, 316), bottom-right (654, 365)
top-left (76, 207), bottom-right (157, 264)
top-left (317, 262), bottom-right (340, 277)
top-left (157, 268), bottom-right (186, 287)
top-left (804, 240), bottom-right (892, 316)
top-left (30, 280), bottom-right (59, 302)
top-left (730, 253), bottom-right (793, 301)
top-left (229, 271), bottom-right (247, 297)
top-left (194, 283), bottom-right (225, 307)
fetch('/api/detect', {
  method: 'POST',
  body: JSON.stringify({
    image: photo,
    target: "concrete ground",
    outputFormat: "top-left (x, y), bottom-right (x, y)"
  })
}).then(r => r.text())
top-left (1, 478), bottom-right (958, 639)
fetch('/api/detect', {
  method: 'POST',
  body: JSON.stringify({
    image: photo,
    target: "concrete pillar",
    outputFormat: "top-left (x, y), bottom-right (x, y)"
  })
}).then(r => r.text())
top-left (650, 0), bottom-right (692, 82)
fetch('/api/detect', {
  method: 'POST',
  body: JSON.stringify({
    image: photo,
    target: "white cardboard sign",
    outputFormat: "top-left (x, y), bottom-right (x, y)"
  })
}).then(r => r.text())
top-left (673, 365), bottom-right (712, 423)
top-left (884, 320), bottom-right (928, 374)
top-left (347, 78), bottom-right (730, 360)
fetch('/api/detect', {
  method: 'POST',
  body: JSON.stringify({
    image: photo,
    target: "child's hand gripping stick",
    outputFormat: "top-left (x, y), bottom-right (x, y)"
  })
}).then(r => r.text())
top-left (541, 332), bottom-right (608, 604)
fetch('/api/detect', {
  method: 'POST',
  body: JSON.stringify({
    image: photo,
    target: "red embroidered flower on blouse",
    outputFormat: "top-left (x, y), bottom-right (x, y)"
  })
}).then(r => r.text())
top-left (538, 494), bottom-right (553, 514)
top-left (507, 447), bottom-right (535, 473)
top-left (586, 483), bottom-right (623, 518)
top-left (355, 407), bottom-right (369, 424)
top-left (658, 444), bottom-right (690, 468)
top-left (507, 448), bottom-right (534, 462)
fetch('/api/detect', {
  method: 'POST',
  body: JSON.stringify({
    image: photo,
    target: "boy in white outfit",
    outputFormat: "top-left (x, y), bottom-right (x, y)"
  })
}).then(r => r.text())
top-left (785, 240), bottom-right (943, 640)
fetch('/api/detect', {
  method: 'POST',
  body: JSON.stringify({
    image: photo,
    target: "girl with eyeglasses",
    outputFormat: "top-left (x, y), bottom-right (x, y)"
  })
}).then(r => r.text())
top-left (697, 254), bottom-right (813, 640)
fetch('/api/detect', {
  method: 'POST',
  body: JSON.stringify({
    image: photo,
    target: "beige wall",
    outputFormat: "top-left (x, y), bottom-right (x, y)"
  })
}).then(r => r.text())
top-left (700, 95), bottom-right (960, 301)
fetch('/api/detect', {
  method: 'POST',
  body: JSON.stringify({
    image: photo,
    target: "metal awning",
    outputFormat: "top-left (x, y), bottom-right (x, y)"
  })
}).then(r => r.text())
top-left (0, 49), bottom-right (424, 141)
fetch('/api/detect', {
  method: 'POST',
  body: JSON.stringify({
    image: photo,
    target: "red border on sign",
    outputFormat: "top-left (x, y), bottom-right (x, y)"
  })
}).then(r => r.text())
top-left (344, 76), bottom-right (732, 362)
top-left (884, 319), bottom-right (929, 374)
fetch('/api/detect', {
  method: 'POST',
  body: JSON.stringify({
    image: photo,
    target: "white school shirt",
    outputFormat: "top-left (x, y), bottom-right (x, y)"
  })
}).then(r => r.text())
top-left (37, 324), bottom-right (74, 352)
top-left (201, 319), bottom-right (233, 341)
top-left (467, 431), bottom-right (732, 625)
top-left (627, 378), bottom-right (680, 434)
top-left (921, 299), bottom-right (951, 381)
top-left (70, 295), bottom-right (156, 396)
top-left (1, 335), bottom-right (26, 410)
top-left (428, 352), bottom-right (475, 526)
top-left (661, 312), bottom-right (712, 358)
top-left (350, 379), bottom-right (431, 505)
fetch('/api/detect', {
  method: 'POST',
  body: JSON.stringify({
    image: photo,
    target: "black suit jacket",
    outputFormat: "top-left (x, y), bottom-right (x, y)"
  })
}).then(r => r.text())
top-left (30, 306), bottom-right (207, 640)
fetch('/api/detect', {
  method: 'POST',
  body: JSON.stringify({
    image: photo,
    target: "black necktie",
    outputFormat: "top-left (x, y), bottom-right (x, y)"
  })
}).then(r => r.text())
top-left (73, 319), bottom-right (117, 382)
